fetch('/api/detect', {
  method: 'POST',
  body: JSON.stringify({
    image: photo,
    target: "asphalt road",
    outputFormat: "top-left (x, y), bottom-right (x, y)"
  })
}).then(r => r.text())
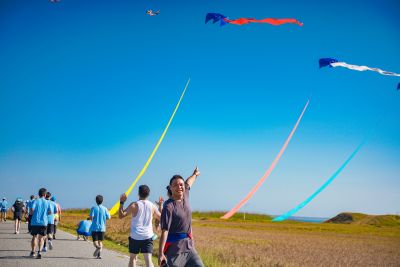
top-left (0, 221), bottom-right (134, 267)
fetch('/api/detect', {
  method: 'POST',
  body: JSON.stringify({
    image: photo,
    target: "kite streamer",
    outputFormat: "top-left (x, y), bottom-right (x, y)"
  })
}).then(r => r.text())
top-left (319, 58), bottom-right (400, 77)
top-left (272, 140), bottom-right (366, 222)
top-left (109, 78), bottom-right (190, 215)
top-left (205, 13), bottom-right (303, 27)
top-left (221, 99), bottom-right (309, 219)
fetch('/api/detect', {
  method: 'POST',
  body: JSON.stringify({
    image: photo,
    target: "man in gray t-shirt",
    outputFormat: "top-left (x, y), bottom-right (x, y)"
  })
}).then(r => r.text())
top-left (159, 167), bottom-right (204, 267)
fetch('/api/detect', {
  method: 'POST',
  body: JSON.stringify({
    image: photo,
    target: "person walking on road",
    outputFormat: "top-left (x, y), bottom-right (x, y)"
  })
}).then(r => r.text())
top-left (0, 198), bottom-right (8, 222)
top-left (90, 195), bottom-right (111, 259)
top-left (11, 197), bottom-right (25, 234)
top-left (29, 188), bottom-right (52, 259)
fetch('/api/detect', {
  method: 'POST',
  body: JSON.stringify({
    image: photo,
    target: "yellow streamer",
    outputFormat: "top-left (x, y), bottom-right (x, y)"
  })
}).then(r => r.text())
top-left (109, 78), bottom-right (191, 215)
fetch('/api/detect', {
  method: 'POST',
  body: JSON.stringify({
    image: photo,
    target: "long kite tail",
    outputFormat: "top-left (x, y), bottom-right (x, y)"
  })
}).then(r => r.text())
top-left (272, 140), bottom-right (366, 222)
top-left (109, 78), bottom-right (191, 215)
top-left (224, 17), bottom-right (303, 26)
top-left (319, 58), bottom-right (400, 77)
top-left (221, 99), bottom-right (310, 220)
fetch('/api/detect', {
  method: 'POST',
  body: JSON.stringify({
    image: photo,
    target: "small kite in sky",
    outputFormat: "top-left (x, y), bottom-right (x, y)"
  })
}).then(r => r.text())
top-left (49, 0), bottom-right (61, 2)
top-left (205, 13), bottom-right (303, 26)
top-left (146, 10), bottom-right (160, 16)
top-left (397, 83), bottom-right (400, 90)
top-left (319, 58), bottom-right (400, 77)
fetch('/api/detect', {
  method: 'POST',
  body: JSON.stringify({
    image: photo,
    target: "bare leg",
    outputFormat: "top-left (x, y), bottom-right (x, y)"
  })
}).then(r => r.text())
top-left (38, 235), bottom-right (45, 252)
top-left (143, 253), bottom-right (154, 267)
top-left (129, 253), bottom-right (138, 267)
top-left (31, 235), bottom-right (36, 252)
top-left (14, 219), bottom-right (18, 233)
top-left (17, 219), bottom-right (21, 233)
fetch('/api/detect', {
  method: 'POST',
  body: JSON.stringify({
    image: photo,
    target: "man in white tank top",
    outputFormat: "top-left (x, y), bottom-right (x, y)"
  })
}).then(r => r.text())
top-left (119, 185), bottom-right (163, 267)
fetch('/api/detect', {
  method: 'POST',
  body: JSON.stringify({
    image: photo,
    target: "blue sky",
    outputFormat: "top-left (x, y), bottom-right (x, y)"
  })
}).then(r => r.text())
top-left (0, 0), bottom-right (399, 217)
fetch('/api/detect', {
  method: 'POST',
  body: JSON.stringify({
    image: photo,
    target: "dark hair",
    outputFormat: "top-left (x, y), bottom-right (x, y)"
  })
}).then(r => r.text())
top-left (169, 175), bottom-right (184, 185)
top-left (46, 192), bottom-right (52, 199)
top-left (87, 217), bottom-right (91, 220)
top-left (30, 195), bottom-right (35, 200)
top-left (95, 195), bottom-right (103, 205)
top-left (138, 185), bottom-right (150, 199)
top-left (38, 188), bottom-right (47, 197)
top-left (167, 175), bottom-right (184, 196)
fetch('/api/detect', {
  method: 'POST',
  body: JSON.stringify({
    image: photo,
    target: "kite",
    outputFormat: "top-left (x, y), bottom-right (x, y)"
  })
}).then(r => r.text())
top-left (109, 79), bottom-right (191, 215)
top-left (205, 13), bottom-right (303, 26)
top-left (397, 83), bottom-right (400, 90)
top-left (221, 99), bottom-right (310, 219)
top-left (146, 9), bottom-right (160, 16)
top-left (319, 58), bottom-right (400, 77)
top-left (272, 140), bottom-right (366, 222)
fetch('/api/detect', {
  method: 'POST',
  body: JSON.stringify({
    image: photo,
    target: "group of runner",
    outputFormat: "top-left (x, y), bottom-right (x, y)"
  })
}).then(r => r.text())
top-left (4, 166), bottom-right (202, 266)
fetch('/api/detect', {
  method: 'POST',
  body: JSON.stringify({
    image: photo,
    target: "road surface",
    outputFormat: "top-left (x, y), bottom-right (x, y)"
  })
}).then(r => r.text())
top-left (0, 221), bottom-right (137, 267)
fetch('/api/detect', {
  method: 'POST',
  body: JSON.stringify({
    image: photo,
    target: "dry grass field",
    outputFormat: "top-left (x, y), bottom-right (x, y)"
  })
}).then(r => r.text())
top-left (59, 210), bottom-right (400, 267)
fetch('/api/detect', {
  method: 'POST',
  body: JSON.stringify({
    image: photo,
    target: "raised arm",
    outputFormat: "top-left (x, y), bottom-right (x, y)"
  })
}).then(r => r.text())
top-left (118, 193), bottom-right (136, 219)
top-left (186, 166), bottom-right (200, 188)
top-left (153, 196), bottom-right (164, 221)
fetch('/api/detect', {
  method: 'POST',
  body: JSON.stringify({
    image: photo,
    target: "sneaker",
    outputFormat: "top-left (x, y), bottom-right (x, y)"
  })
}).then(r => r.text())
top-left (36, 253), bottom-right (42, 259)
top-left (42, 247), bottom-right (47, 252)
top-left (93, 248), bottom-right (100, 257)
top-left (48, 240), bottom-right (53, 250)
top-left (29, 251), bottom-right (35, 258)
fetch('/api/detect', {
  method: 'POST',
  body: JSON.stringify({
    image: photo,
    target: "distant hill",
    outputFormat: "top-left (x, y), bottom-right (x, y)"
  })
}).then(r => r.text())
top-left (325, 212), bottom-right (400, 227)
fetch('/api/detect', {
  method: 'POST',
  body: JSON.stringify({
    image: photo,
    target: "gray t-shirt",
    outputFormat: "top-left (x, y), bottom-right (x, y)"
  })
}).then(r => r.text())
top-left (161, 183), bottom-right (194, 255)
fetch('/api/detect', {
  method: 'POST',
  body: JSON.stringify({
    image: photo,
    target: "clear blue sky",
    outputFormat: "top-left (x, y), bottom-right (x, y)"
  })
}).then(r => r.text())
top-left (0, 0), bottom-right (399, 217)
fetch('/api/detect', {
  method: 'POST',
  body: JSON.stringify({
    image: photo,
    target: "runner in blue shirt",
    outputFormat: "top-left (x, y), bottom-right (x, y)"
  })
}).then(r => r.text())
top-left (30, 188), bottom-right (52, 259)
top-left (42, 192), bottom-right (58, 252)
top-left (0, 198), bottom-right (8, 222)
top-left (90, 195), bottom-right (111, 259)
top-left (26, 195), bottom-right (35, 233)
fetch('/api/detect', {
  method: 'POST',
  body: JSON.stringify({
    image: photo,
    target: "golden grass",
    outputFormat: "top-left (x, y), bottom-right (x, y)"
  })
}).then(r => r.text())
top-left (60, 210), bottom-right (400, 267)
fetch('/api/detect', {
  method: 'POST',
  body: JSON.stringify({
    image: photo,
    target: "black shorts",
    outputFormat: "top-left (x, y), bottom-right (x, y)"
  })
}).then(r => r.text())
top-left (92, 231), bottom-right (105, 241)
top-left (47, 224), bottom-right (55, 235)
top-left (31, 226), bottom-right (47, 236)
top-left (13, 212), bottom-right (23, 220)
top-left (129, 237), bottom-right (153, 254)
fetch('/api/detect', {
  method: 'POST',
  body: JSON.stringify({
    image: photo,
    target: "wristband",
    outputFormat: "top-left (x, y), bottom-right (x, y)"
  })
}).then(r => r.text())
top-left (120, 201), bottom-right (125, 205)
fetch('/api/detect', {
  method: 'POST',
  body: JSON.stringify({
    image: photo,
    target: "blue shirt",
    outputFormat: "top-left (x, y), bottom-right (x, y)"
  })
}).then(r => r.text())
top-left (89, 205), bottom-right (110, 232)
top-left (77, 220), bottom-right (92, 234)
top-left (47, 200), bottom-right (58, 224)
top-left (27, 200), bottom-right (34, 213)
top-left (31, 198), bottom-right (52, 226)
top-left (0, 200), bottom-right (8, 210)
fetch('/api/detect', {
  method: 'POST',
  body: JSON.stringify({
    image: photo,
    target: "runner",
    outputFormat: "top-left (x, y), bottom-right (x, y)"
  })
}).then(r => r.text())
top-left (0, 198), bottom-right (8, 222)
top-left (26, 195), bottom-right (35, 233)
top-left (50, 196), bottom-right (61, 239)
top-left (29, 188), bottom-right (52, 259)
top-left (42, 192), bottom-right (57, 252)
top-left (11, 197), bottom-right (25, 234)
top-left (90, 195), bottom-right (111, 259)
top-left (119, 185), bottom-right (163, 267)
